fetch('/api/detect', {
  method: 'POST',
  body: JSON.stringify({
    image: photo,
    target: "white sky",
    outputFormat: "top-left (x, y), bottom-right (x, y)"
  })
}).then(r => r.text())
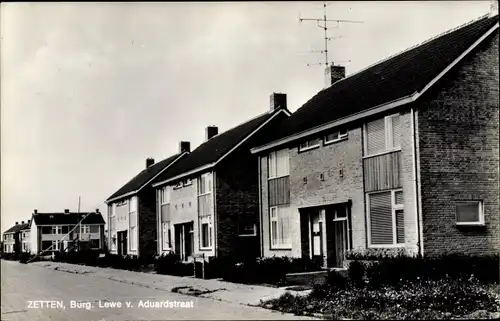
top-left (0, 1), bottom-right (492, 233)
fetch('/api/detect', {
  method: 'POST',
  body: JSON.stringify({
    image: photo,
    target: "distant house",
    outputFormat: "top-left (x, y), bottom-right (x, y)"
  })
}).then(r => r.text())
top-left (251, 14), bottom-right (499, 268)
top-left (152, 94), bottom-right (290, 262)
top-left (105, 146), bottom-right (189, 258)
top-left (2, 221), bottom-right (30, 254)
top-left (30, 209), bottom-right (105, 255)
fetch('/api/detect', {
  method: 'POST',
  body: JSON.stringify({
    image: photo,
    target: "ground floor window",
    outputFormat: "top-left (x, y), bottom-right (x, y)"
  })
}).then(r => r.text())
top-left (367, 189), bottom-right (404, 246)
top-left (41, 241), bottom-right (52, 251)
top-left (270, 205), bottom-right (291, 249)
top-left (90, 239), bottom-right (100, 249)
top-left (200, 216), bottom-right (212, 249)
top-left (129, 226), bottom-right (137, 251)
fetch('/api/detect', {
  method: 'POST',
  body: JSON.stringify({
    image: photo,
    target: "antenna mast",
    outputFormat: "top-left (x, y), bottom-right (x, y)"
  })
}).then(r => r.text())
top-left (299, 2), bottom-right (363, 67)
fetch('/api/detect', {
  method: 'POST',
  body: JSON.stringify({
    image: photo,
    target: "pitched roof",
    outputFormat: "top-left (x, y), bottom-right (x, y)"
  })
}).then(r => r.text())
top-left (153, 109), bottom-right (287, 185)
top-left (106, 153), bottom-right (185, 202)
top-left (32, 212), bottom-right (105, 225)
top-left (3, 222), bottom-right (30, 234)
top-left (261, 14), bottom-right (499, 146)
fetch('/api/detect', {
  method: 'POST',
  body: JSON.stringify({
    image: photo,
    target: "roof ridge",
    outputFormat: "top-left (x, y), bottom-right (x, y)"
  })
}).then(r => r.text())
top-left (327, 13), bottom-right (492, 89)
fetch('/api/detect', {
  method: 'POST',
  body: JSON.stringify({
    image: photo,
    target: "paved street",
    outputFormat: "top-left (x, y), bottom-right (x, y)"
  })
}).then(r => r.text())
top-left (1, 260), bottom-right (314, 321)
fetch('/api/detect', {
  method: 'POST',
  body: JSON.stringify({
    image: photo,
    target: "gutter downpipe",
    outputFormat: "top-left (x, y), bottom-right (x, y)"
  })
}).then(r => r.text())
top-left (411, 107), bottom-right (423, 258)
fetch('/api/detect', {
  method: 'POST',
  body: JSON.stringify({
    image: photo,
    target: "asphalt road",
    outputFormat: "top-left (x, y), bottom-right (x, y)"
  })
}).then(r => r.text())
top-left (1, 260), bottom-right (313, 321)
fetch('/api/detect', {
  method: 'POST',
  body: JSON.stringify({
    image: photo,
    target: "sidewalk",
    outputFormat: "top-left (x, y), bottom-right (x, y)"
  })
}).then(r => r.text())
top-left (30, 261), bottom-right (312, 307)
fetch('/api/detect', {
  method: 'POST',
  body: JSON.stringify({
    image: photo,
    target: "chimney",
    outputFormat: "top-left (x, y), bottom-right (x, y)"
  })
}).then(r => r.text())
top-left (21, 221), bottom-right (24, 224)
top-left (269, 93), bottom-right (287, 112)
top-left (28, 220), bottom-right (31, 224)
top-left (95, 208), bottom-right (100, 213)
top-left (206, 126), bottom-right (218, 141)
top-left (34, 209), bottom-right (38, 214)
top-left (179, 141), bottom-right (191, 153)
top-left (146, 158), bottom-right (155, 168)
top-left (325, 65), bottom-right (346, 88)
top-left (64, 209), bottom-right (70, 213)
top-left (15, 221), bottom-right (19, 225)
top-left (490, 0), bottom-right (498, 16)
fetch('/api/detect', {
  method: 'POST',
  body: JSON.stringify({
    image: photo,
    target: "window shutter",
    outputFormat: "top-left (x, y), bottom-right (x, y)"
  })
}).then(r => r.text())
top-left (366, 118), bottom-right (386, 155)
top-left (391, 115), bottom-right (401, 149)
top-left (161, 204), bottom-right (170, 222)
top-left (395, 209), bottom-right (405, 244)
top-left (369, 191), bottom-right (393, 245)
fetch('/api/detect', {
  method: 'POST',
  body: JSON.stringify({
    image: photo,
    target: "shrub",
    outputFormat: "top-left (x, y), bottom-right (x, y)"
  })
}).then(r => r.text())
top-left (18, 253), bottom-right (31, 264)
top-left (1, 253), bottom-right (19, 261)
top-left (327, 270), bottom-right (348, 290)
top-left (348, 260), bottom-right (365, 287)
top-left (156, 252), bottom-right (193, 277)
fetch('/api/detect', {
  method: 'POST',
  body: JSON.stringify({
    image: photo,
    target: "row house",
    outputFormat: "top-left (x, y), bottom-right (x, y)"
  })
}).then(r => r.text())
top-left (251, 14), bottom-right (499, 268)
top-left (2, 221), bottom-right (29, 254)
top-left (105, 146), bottom-right (189, 257)
top-left (29, 209), bottom-right (106, 254)
top-left (152, 97), bottom-right (290, 262)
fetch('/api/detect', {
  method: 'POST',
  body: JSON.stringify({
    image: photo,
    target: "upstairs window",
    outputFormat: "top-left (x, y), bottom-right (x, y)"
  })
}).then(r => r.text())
top-left (52, 226), bottom-right (62, 235)
top-left (365, 114), bottom-right (401, 156)
top-left (198, 173), bottom-right (212, 195)
top-left (298, 138), bottom-right (320, 152)
top-left (268, 149), bottom-right (290, 179)
top-left (325, 128), bottom-right (348, 144)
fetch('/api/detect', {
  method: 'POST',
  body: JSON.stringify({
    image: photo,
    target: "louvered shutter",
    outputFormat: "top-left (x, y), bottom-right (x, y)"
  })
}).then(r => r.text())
top-left (369, 191), bottom-right (393, 245)
top-left (395, 209), bottom-right (405, 244)
top-left (392, 115), bottom-right (401, 149)
top-left (366, 118), bottom-right (386, 155)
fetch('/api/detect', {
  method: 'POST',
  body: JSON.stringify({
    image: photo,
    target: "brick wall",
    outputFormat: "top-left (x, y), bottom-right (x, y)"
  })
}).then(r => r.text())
top-left (417, 30), bottom-right (499, 256)
top-left (138, 188), bottom-right (158, 258)
top-left (215, 147), bottom-right (260, 260)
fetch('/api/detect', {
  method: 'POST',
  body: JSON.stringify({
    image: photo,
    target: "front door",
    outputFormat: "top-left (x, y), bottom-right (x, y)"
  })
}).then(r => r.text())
top-left (174, 222), bottom-right (194, 261)
top-left (326, 205), bottom-right (350, 268)
top-left (117, 231), bottom-right (128, 256)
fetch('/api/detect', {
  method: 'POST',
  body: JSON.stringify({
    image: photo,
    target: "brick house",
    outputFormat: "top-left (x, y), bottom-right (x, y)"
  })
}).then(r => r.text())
top-left (2, 221), bottom-right (29, 254)
top-left (152, 95), bottom-right (290, 262)
top-left (251, 14), bottom-right (499, 268)
top-left (29, 210), bottom-right (105, 255)
top-left (105, 147), bottom-right (189, 257)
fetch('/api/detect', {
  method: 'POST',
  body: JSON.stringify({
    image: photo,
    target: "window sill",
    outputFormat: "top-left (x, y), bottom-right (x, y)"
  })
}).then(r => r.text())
top-left (456, 222), bottom-right (485, 227)
top-left (270, 246), bottom-right (292, 251)
top-left (298, 144), bottom-right (320, 153)
top-left (367, 244), bottom-right (405, 249)
top-left (199, 247), bottom-right (213, 251)
top-left (239, 234), bottom-right (257, 237)
top-left (363, 148), bottom-right (402, 159)
top-left (324, 136), bottom-right (348, 146)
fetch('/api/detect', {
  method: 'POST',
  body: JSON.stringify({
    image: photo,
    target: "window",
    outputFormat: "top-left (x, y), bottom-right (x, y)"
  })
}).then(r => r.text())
top-left (160, 186), bottom-right (171, 205)
top-left (162, 222), bottom-right (171, 250)
top-left (198, 173), bottom-right (212, 195)
top-left (174, 181), bottom-right (183, 189)
top-left (52, 240), bottom-right (62, 251)
top-left (456, 201), bottom-right (484, 225)
top-left (80, 225), bottom-right (90, 234)
top-left (90, 226), bottom-right (99, 233)
top-left (367, 189), bottom-right (404, 246)
top-left (270, 206), bottom-right (291, 249)
top-left (61, 226), bottom-right (69, 234)
top-left (365, 114), bottom-right (401, 156)
top-left (184, 179), bottom-right (192, 186)
top-left (110, 205), bottom-right (116, 232)
top-left (42, 226), bottom-right (52, 234)
top-left (200, 216), bottom-right (212, 249)
top-left (325, 128), bottom-right (348, 144)
top-left (129, 197), bottom-right (137, 251)
top-left (239, 223), bottom-right (256, 236)
top-left (268, 149), bottom-right (290, 179)
top-left (52, 226), bottom-right (62, 235)
top-left (41, 241), bottom-right (52, 251)
top-left (298, 138), bottom-right (320, 152)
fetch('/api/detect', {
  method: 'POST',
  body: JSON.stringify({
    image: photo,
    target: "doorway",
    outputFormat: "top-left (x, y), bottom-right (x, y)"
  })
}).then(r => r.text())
top-left (174, 222), bottom-right (194, 261)
top-left (117, 230), bottom-right (128, 256)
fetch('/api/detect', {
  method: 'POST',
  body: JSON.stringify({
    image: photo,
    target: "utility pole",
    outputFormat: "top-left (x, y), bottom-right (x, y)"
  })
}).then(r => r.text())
top-left (300, 2), bottom-right (363, 67)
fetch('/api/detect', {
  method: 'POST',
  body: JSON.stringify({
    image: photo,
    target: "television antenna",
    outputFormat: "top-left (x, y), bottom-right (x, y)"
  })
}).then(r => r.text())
top-left (299, 2), bottom-right (363, 67)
